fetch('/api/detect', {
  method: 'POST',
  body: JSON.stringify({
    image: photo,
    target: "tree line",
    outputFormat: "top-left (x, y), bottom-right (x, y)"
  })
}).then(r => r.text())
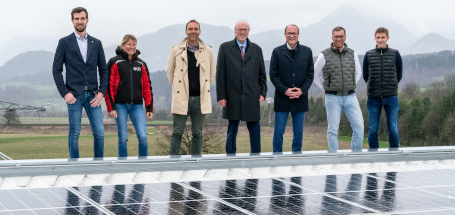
top-left (336, 74), bottom-right (455, 147)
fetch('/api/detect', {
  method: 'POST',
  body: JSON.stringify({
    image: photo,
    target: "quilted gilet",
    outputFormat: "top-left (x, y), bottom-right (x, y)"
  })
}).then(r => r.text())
top-left (322, 43), bottom-right (356, 96)
top-left (366, 46), bottom-right (398, 97)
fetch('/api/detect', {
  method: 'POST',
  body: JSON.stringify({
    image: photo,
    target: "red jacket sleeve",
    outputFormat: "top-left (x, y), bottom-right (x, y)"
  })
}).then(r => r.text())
top-left (141, 64), bottom-right (154, 113)
top-left (105, 62), bottom-right (119, 112)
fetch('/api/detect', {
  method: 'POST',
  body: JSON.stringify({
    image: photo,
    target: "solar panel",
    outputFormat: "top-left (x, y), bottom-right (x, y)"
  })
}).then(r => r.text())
top-left (2, 147), bottom-right (455, 214)
top-left (2, 169), bottom-right (455, 214)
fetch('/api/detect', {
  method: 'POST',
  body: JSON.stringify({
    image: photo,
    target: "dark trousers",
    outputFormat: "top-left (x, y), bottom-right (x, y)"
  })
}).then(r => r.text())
top-left (272, 112), bottom-right (306, 152)
top-left (367, 96), bottom-right (400, 148)
top-left (170, 96), bottom-right (206, 155)
top-left (226, 120), bottom-right (261, 154)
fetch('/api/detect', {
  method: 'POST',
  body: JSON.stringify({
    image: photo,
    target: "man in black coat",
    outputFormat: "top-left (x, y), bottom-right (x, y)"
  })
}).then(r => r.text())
top-left (270, 25), bottom-right (314, 152)
top-left (216, 21), bottom-right (267, 154)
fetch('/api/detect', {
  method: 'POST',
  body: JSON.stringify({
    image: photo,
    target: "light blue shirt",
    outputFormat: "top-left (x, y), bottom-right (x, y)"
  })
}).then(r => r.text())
top-left (186, 41), bottom-right (199, 53)
top-left (74, 32), bottom-right (88, 63)
top-left (236, 40), bottom-right (247, 54)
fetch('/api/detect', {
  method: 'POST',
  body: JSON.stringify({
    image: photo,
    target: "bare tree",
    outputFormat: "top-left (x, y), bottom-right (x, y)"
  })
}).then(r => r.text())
top-left (445, 73), bottom-right (455, 89)
top-left (154, 125), bottom-right (225, 156)
top-left (2, 110), bottom-right (21, 125)
top-left (401, 82), bottom-right (420, 99)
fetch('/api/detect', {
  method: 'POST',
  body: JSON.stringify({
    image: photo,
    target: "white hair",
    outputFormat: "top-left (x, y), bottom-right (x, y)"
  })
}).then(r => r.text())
top-left (234, 20), bottom-right (250, 30)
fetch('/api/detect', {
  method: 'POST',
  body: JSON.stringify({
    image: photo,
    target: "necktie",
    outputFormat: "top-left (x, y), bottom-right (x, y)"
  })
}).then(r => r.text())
top-left (241, 46), bottom-right (245, 59)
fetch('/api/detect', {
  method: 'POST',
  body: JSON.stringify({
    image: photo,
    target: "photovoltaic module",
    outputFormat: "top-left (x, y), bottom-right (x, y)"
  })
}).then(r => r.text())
top-left (1, 147), bottom-right (455, 214)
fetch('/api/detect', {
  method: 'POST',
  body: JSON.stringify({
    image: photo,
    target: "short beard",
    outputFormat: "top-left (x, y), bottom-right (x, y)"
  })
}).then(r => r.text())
top-left (74, 25), bottom-right (86, 33)
top-left (188, 35), bottom-right (199, 41)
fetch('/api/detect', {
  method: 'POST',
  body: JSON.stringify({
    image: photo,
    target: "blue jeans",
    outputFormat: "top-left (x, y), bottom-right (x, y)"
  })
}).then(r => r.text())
top-left (367, 96), bottom-right (400, 148)
top-left (67, 91), bottom-right (104, 158)
top-left (273, 112), bottom-right (305, 152)
top-left (115, 104), bottom-right (148, 157)
top-left (325, 94), bottom-right (364, 151)
top-left (226, 120), bottom-right (261, 154)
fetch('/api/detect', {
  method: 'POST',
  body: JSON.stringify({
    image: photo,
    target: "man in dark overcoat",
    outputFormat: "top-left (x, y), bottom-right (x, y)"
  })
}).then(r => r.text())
top-left (216, 21), bottom-right (267, 154)
top-left (270, 24), bottom-right (314, 153)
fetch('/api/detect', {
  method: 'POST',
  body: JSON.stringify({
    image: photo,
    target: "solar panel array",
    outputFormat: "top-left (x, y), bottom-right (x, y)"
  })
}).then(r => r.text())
top-left (2, 168), bottom-right (455, 214)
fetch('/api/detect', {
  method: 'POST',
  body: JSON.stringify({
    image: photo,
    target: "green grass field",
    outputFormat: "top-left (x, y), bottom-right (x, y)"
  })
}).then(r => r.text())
top-left (18, 117), bottom-right (175, 125)
top-left (0, 133), bottom-right (319, 159)
top-left (337, 136), bottom-right (390, 148)
top-left (0, 125), bottom-right (388, 160)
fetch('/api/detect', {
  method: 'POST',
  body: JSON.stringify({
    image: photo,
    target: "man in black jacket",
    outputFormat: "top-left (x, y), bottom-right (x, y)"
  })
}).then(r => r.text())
top-left (363, 27), bottom-right (403, 149)
top-left (269, 25), bottom-right (314, 152)
top-left (216, 21), bottom-right (267, 154)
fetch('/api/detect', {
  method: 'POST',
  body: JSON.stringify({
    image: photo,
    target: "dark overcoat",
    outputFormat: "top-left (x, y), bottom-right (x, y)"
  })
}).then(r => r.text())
top-left (269, 43), bottom-right (314, 112)
top-left (216, 38), bottom-right (267, 122)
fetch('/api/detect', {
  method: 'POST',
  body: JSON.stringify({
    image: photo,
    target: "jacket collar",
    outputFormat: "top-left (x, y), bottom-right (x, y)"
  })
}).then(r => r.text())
top-left (281, 42), bottom-right (299, 51)
top-left (177, 38), bottom-right (207, 51)
top-left (68, 33), bottom-right (84, 63)
top-left (281, 42), bottom-right (299, 61)
top-left (286, 42), bottom-right (299, 50)
top-left (231, 38), bottom-right (253, 62)
top-left (375, 45), bottom-right (389, 53)
top-left (74, 31), bottom-right (88, 41)
top-left (330, 42), bottom-right (348, 53)
top-left (115, 46), bottom-right (141, 61)
top-left (176, 38), bottom-right (207, 65)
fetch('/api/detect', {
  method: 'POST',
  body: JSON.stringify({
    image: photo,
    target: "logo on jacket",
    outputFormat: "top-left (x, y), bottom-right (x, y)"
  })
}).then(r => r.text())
top-left (133, 67), bottom-right (142, 71)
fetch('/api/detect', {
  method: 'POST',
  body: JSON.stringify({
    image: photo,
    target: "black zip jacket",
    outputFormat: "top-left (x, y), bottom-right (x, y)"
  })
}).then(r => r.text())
top-left (105, 47), bottom-right (153, 112)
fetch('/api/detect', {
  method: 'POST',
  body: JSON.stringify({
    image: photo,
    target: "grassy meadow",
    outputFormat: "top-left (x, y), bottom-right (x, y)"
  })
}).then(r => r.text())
top-left (0, 125), bottom-right (388, 160)
top-left (18, 117), bottom-right (177, 125)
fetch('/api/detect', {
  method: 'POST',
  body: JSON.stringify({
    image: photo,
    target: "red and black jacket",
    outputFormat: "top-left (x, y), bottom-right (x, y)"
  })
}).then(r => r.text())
top-left (105, 47), bottom-right (153, 113)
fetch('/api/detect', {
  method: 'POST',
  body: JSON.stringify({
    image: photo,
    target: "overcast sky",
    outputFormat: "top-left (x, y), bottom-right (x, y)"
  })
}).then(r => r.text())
top-left (2, 0), bottom-right (455, 48)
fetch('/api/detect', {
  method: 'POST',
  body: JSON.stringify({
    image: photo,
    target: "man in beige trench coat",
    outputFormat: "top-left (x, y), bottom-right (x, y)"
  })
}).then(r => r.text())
top-left (166, 19), bottom-right (216, 155)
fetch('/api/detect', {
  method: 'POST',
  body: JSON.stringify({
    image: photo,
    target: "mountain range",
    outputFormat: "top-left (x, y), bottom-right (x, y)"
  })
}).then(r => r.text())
top-left (0, 36), bottom-right (57, 67)
top-left (0, 50), bottom-right (54, 78)
top-left (1, 6), bottom-right (455, 72)
top-left (406, 33), bottom-right (455, 54)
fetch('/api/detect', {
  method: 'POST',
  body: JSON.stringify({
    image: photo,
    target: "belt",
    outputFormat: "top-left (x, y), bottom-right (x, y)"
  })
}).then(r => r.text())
top-left (84, 85), bottom-right (90, 91)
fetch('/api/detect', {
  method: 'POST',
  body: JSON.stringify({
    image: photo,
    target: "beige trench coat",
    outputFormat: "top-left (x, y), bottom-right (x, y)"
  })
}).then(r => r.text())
top-left (166, 38), bottom-right (216, 115)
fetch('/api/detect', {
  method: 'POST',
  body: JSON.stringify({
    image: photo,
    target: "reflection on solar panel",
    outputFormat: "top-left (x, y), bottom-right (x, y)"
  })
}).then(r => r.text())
top-left (2, 170), bottom-right (455, 214)
top-left (1, 147), bottom-right (455, 214)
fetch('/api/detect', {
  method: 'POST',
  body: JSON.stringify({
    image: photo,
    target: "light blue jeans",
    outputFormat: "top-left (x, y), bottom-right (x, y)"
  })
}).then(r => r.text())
top-left (115, 104), bottom-right (148, 157)
top-left (67, 91), bottom-right (105, 158)
top-left (325, 94), bottom-right (364, 151)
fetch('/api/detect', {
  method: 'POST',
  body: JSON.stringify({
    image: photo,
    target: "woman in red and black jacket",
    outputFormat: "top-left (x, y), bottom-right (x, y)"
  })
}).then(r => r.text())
top-left (105, 34), bottom-right (153, 157)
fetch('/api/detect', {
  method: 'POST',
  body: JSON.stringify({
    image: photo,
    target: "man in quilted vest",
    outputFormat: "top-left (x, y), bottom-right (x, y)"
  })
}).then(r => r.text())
top-left (363, 27), bottom-right (403, 149)
top-left (313, 26), bottom-right (364, 152)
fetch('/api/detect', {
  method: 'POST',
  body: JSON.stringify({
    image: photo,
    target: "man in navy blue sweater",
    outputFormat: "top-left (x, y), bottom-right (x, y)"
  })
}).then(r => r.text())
top-left (52, 7), bottom-right (109, 158)
top-left (363, 27), bottom-right (403, 149)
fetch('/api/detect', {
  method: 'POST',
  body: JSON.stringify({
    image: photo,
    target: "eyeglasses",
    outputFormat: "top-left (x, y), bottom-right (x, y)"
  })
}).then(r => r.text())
top-left (285, 33), bottom-right (299, 36)
top-left (332, 35), bottom-right (346, 40)
top-left (235, 28), bottom-right (249, 32)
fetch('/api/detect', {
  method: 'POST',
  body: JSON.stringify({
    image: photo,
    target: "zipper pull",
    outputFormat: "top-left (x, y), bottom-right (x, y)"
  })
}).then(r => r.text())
top-left (381, 50), bottom-right (382, 55)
